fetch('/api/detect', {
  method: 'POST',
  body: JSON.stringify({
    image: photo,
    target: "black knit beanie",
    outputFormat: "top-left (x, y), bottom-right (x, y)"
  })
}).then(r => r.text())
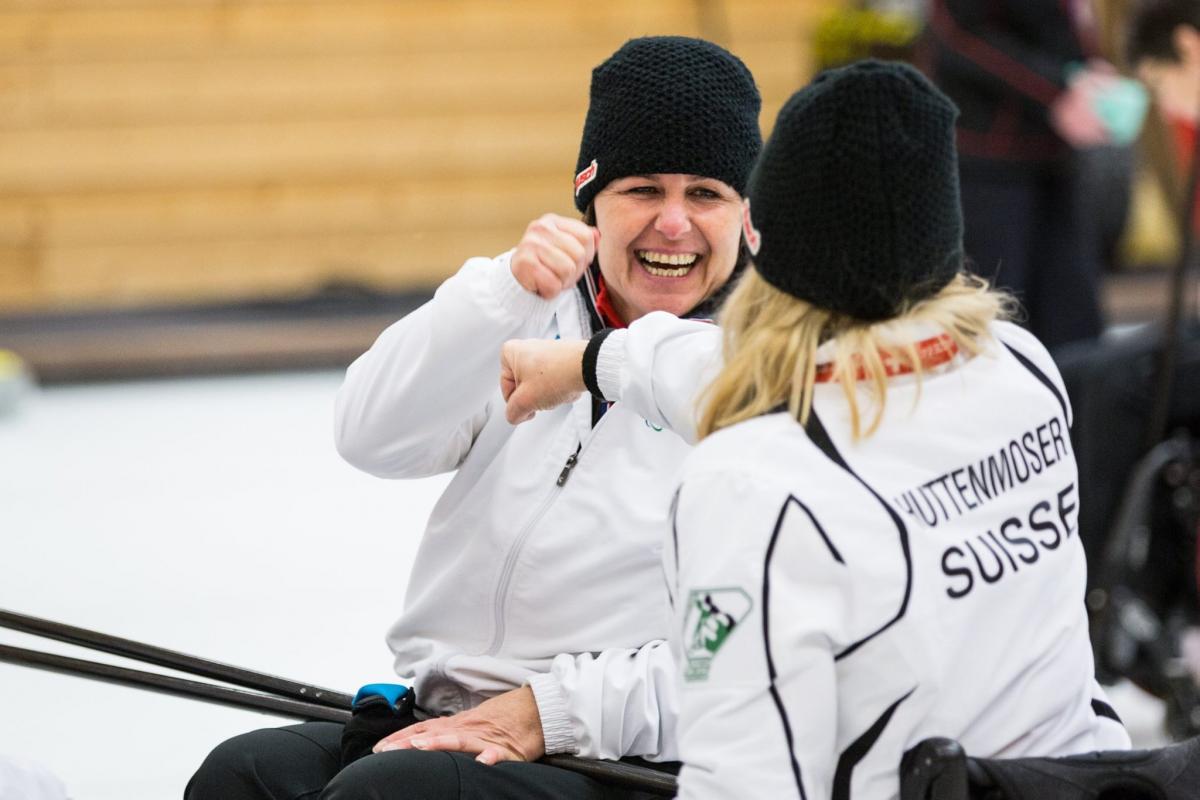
top-left (743, 60), bottom-right (963, 321)
top-left (573, 36), bottom-right (762, 212)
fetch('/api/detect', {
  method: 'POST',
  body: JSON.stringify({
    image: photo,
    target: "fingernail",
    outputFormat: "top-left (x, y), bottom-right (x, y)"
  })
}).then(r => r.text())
top-left (377, 743), bottom-right (396, 753)
top-left (410, 738), bottom-right (429, 749)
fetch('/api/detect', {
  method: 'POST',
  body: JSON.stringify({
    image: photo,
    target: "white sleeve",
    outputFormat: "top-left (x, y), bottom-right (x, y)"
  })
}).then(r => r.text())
top-left (591, 311), bottom-right (723, 445)
top-left (334, 252), bottom-right (558, 478)
top-left (527, 640), bottom-right (679, 761)
top-left (672, 468), bottom-right (842, 800)
top-left (0, 756), bottom-right (68, 800)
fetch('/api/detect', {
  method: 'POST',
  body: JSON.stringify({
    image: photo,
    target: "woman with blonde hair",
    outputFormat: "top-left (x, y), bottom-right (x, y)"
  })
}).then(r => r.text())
top-left (500, 60), bottom-right (1129, 798)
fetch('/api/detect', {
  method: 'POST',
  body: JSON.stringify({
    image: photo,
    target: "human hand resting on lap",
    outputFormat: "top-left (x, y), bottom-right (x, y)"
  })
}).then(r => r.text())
top-left (511, 214), bottom-right (599, 300)
top-left (500, 339), bottom-right (588, 424)
top-left (372, 685), bottom-right (546, 766)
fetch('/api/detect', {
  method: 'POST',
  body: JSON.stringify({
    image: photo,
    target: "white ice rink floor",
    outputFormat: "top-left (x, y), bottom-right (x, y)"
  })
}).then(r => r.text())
top-left (0, 369), bottom-right (1173, 798)
top-left (0, 370), bottom-right (449, 799)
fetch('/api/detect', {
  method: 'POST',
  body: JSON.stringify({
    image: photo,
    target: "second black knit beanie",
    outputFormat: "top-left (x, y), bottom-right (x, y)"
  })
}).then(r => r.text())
top-left (744, 60), bottom-right (964, 321)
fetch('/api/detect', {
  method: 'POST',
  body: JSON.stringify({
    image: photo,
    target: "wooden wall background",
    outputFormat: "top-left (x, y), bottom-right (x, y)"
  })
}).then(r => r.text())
top-left (0, 0), bottom-right (838, 313)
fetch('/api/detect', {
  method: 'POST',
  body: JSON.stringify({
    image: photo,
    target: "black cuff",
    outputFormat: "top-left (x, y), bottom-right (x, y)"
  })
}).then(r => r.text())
top-left (582, 328), bottom-right (616, 400)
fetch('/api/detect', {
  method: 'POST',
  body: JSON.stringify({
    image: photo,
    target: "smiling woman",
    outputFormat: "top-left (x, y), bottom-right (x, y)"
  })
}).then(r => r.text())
top-left (591, 174), bottom-right (744, 322)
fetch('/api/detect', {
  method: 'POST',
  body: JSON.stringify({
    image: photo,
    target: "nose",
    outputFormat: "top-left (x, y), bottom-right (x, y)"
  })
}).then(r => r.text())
top-left (654, 196), bottom-right (692, 240)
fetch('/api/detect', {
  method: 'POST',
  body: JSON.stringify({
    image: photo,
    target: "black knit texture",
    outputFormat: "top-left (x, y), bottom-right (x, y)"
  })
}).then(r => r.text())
top-left (574, 36), bottom-right (762, 212)
top-left (747, 60), bottom-right (963, 321)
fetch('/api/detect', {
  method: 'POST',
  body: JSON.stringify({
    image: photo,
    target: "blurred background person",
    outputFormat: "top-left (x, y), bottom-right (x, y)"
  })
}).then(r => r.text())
top-left (1063, 0), bottom-right (1200, 719)
top-left (1060, 0), bottom-right (1200, 593)
top-left (1133, 0), bottom-right (1200, 175)
top-left (926, 0), bottom-right (1125, 350)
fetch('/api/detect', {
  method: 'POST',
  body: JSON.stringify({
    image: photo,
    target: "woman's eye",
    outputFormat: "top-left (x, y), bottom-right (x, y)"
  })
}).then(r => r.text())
top-left (625, 186), bottom-right (659, 195)
top-left (690, 188), bottom-right (722, 200)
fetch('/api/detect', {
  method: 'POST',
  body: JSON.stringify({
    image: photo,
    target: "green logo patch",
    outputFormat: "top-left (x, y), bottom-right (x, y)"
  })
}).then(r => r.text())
top-left (683, 587), bottom-right (753, 682)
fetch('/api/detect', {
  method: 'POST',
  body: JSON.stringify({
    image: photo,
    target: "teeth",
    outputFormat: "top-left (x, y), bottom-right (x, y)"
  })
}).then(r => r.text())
top-left (644, 264), bottom-right (690, 277)
top-left (637, 250), bottom-right (698, 267)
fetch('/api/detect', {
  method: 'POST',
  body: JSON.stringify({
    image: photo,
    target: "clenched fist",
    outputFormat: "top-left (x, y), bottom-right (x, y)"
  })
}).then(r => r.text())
top-left (510, 214), bottom-right (599, 300)
top-left (500, 339), bottom-right (589, 424)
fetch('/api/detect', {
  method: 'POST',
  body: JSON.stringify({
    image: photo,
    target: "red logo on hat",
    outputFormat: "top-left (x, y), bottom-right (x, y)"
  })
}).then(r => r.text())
top-left (742, 199), bottom-right (761, 255)
top-left (574, 160), bottom-right (599, 196)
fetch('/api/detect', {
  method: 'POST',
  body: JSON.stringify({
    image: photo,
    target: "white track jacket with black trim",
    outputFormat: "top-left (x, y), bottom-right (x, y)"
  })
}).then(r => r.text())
top-left (590, 314), bottom-right (1131, 799)
top-left (334, 252), bottom-right (683, 760)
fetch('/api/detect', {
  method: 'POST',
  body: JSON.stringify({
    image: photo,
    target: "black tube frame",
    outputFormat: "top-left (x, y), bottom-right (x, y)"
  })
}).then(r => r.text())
top-left (0, 607), bottom-right (353, 708)
top-left (0, 608), bottom-right (677, 796)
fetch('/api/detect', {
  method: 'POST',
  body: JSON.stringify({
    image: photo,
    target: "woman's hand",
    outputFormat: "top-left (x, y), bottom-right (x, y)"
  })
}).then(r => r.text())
top-left (511, 214), bottom-right (600, 300)
top-left (372, 685), bottom-right (545, 766)
top-left (500, 339), bottom-right (589, 424)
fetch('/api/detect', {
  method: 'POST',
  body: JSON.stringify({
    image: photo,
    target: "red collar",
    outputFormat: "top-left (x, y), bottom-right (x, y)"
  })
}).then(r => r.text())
top-left (593, 276), bottom-right (627, 329)
top-left (814, 334), bottom-right (959, 383)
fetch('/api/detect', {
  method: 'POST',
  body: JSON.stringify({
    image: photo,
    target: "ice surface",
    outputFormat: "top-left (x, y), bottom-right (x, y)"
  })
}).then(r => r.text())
top-left (0, 370), bottom-right (448, 799)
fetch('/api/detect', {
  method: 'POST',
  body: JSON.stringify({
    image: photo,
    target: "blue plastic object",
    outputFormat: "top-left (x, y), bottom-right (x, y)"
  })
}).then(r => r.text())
top-left (1066, 63), bottom-right (1150, 147)
top-left (352, 682), bottom-right (411, 710)
top-left (1093, 77), bottom-right (1150, 146)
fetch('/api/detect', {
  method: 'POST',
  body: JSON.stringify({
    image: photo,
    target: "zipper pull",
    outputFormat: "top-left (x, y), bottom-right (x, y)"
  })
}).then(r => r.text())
top-left (556, 444), bottom-right (582, 487)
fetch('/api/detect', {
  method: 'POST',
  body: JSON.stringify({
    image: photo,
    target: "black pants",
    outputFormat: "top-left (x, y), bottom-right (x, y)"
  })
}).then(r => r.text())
top-left (959, 156), bottom-right (1103, 351)
top-left (185, 722), bottom-right (668, 800)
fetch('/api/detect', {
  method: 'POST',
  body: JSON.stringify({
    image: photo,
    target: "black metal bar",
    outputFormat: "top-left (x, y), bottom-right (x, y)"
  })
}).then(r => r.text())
top-left (0, 607), bottom-right (353, 709)
top-left (0, 643), bottom-right (352, 724)
top-left (543, 755), bottom-right (677, 796)
top-left (0, 609), bottom-right (678, 795)
top-left (0, 628), bottom-right (678, 795)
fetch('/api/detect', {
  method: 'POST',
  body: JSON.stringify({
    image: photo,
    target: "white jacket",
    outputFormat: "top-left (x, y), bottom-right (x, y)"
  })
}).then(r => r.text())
top-left (334, 253), bottom-right (684, 760)
top-left (0, 756), bottom-right (67, 800)
top-left (591, 315), bottom-right (1130, 799)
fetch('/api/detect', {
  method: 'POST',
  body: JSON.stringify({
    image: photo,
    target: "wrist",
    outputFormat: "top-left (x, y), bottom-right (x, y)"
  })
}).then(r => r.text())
top-left (583, 328), bottom-right (619, 400)
top-left (593, 328), bottom-right (628, 402)
top-left (563, 340), bottom-right (589, 400)
top-left (514, 684), bottom-right (547, 760)
top-left (527, 673), bottom-right (578, 755)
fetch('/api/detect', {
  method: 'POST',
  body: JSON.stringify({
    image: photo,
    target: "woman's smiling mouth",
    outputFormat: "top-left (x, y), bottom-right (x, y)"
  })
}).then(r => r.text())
top-left (636, 249), bottom-right (700, 277)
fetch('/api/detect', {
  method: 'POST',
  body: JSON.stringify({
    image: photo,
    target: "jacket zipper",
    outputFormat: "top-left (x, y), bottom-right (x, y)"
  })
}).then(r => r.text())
top-left (484, 428), bottom-right (602, 656)
top-left (556, 443), bottom-right (581, 486)
top-left (483, 288), bottom-right (603, 657)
